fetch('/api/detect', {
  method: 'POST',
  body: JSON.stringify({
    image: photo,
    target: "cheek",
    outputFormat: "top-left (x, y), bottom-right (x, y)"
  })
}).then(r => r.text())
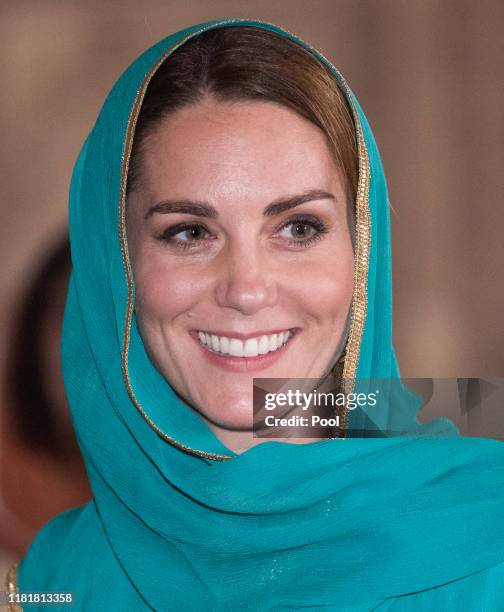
top-left (133, 249), bottom-right (205, 323)
top-left (291, 249), bottom-right (354, 322)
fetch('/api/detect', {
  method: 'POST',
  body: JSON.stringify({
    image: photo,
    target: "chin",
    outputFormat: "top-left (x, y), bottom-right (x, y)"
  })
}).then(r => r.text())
top-left (198, 390), bottom-right (254, 430)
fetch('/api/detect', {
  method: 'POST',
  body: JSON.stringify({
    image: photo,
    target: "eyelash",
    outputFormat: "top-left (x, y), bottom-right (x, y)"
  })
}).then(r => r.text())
top-left (277, 214), bottom-right (328, 248)
top-left (157, 215), bottom-right (328, 250)
top-left (157, 223), bottom-right (214, 250)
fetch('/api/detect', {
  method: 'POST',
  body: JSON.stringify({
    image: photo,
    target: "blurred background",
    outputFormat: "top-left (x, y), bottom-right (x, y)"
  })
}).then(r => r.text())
top-left (1, 0), bottom-right (503, 573)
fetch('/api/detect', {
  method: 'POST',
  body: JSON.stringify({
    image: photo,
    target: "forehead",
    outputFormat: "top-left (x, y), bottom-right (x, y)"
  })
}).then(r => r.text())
top-left (138, 98), bottom-right (344, 204)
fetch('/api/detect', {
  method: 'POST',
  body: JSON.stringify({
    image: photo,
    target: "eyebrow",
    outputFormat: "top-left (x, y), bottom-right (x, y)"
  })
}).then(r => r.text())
top-left (264, 190), bottom-right (336, 216)
top-left (144, 200), bottom-right (217, 219)
top-left (144, 189), bottom-right (336, 220)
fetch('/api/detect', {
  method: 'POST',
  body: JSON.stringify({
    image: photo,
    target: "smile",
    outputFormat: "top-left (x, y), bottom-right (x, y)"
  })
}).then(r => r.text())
top-left (197, 330), bottom-right (292, 357)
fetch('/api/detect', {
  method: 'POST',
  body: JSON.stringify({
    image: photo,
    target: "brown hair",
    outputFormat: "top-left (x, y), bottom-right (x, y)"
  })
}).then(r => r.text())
top-left (127, 26), bottom-right (358, 211)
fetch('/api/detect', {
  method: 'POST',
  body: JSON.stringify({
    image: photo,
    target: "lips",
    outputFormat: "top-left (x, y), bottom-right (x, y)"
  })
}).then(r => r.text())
top-left (197, 330), bottom-right (292, 357)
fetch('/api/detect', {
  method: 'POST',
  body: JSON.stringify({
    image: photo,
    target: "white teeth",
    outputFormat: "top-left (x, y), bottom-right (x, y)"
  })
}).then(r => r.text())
top-left (197, 329), bottom-right (293, 357)
top-left (244, 338), bottom-right (259, 357)
top-left (229, 338), bottom-right (244, 357)
top-left (220, 336), bottom-right (230, 354)
top-left (269, 334), bottom-right (278, 352)
top-left (258, 335), bottom-right (269, 355)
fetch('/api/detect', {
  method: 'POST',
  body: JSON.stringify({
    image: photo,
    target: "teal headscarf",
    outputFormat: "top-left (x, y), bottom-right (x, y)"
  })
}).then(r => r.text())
top-left (15, 18), bottom-right (504, 611)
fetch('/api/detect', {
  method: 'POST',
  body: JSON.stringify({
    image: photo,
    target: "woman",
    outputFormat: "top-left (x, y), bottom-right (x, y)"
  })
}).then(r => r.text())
top-left (7, 18), bottom-right (504, 611)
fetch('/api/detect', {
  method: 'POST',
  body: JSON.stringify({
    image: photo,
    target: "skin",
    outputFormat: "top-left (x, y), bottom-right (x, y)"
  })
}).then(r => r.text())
top-left (126, 98), bottom-right (354, 453)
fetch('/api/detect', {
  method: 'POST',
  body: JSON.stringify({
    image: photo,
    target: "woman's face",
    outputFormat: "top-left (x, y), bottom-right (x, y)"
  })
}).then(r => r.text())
top-left (126, 98), bottom-right (354, 437)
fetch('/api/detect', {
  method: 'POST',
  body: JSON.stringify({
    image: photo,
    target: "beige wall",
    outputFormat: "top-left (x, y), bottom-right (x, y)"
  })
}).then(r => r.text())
top-left (1, 0), bottom-right (503, 377)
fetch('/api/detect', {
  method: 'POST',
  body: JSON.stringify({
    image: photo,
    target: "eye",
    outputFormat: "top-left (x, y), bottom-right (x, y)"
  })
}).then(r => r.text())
top-left (158, 222), bottom-right (213, 249)
top-left (172, 225), bottom-right (208, 242)
top-left (275, 215), bottom-right (328, 248)
top-left (278, 221), bottom-right (319, 240)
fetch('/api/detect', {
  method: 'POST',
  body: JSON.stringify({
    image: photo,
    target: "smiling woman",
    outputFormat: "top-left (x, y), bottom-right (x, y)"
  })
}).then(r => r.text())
top-left (124, 28), bottom-right (356, 451)
top-left (10, 17), bottom-right (504, 612)
top-left (123, 27), bottom-right (358, 451)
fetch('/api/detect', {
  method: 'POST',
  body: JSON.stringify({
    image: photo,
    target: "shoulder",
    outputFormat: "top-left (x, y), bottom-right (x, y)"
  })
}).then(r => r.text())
top-left (386, 560), bottom-right (504, 611)
top-left (16, 501), bottom-right (99, 593)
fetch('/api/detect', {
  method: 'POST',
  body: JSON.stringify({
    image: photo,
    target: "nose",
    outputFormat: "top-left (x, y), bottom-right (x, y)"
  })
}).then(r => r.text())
top-left (214, 244), bottom-right (278, 315)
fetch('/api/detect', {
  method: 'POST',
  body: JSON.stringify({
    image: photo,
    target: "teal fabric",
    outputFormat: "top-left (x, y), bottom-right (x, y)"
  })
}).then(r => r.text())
top-left (18, 18), bottom-right (504, 611)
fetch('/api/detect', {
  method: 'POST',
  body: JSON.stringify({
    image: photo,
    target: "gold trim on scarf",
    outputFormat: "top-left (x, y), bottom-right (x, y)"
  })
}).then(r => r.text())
top-left (118, 19), bottom-right (371, 458)
top-left (337, 79), bottom-right (371, 434)
top-left (4, 561), bottom-right (22, 612)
